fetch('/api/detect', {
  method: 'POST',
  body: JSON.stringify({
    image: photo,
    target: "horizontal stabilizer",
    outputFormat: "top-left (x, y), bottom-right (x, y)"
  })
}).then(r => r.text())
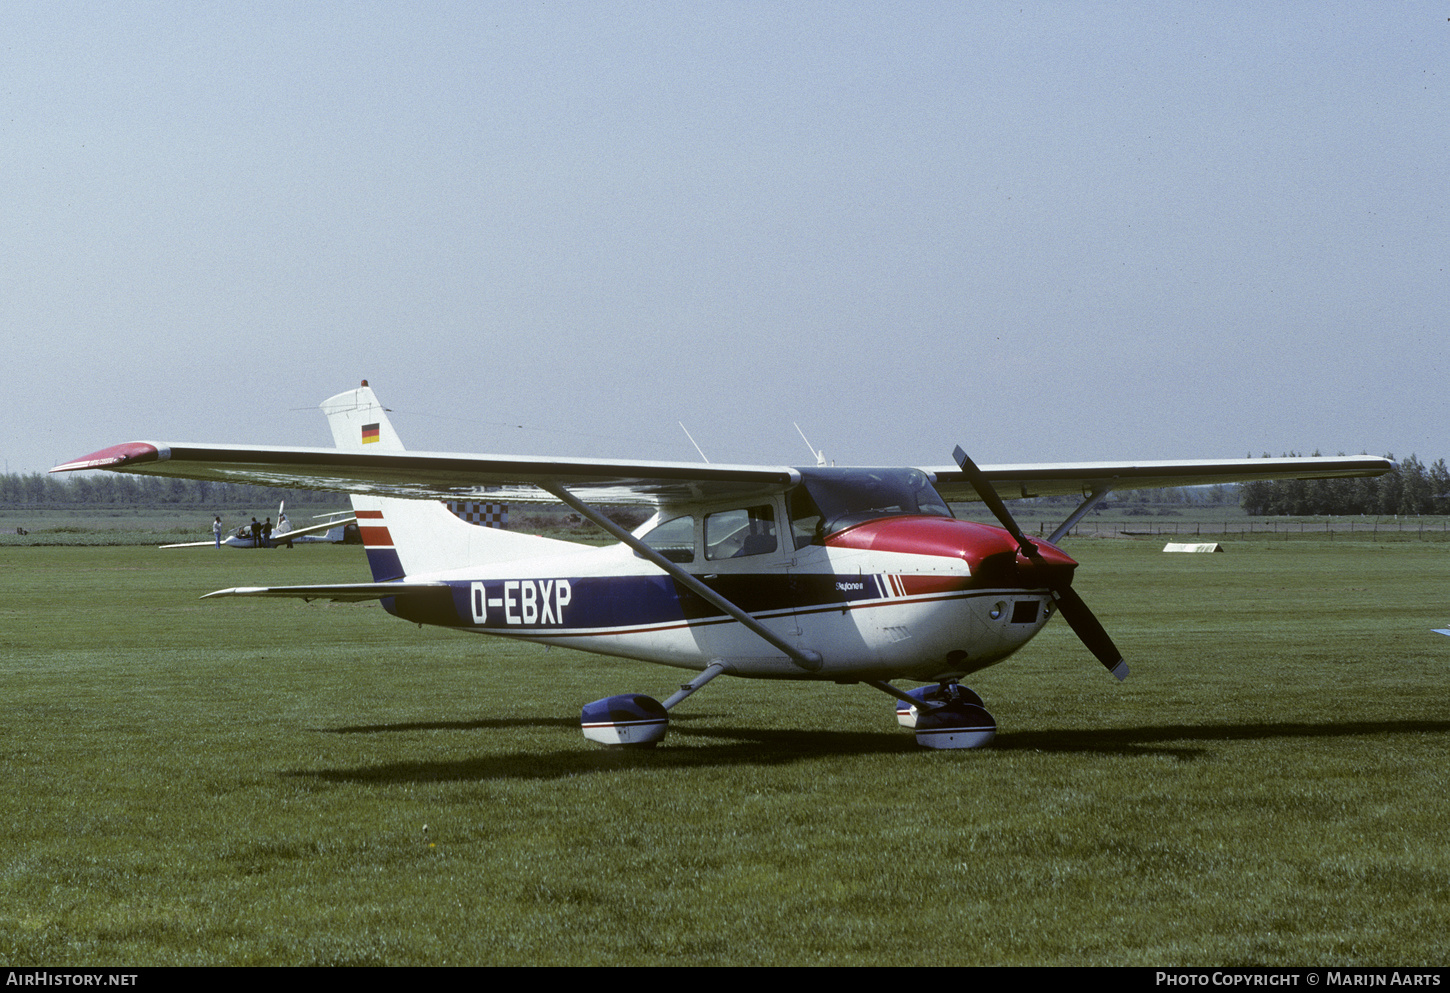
top-left (202, 582), bottom-right (449, 603)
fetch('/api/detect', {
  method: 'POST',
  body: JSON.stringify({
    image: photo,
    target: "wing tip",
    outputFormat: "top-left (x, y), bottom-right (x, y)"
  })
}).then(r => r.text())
top-left (51, 442), bottom-right (167, 474)
top-left (201, 588), bottom-right (254, 599)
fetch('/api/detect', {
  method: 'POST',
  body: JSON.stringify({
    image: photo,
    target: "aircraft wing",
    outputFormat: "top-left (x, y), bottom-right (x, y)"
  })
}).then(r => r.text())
top-left (927, 455), bottom-right (1394, 502)
top-left (52, 442), bottom-right (1392, 507)
top-left (51, 441), bottom-right (799, 506)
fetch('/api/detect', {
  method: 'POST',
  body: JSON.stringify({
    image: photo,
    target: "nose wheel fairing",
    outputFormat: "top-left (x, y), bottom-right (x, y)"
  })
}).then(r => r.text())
top-left (882, 681), bottom-right (997, 749)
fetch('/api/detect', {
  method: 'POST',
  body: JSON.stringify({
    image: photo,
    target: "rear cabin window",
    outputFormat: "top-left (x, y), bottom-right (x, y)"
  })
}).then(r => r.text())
top-left (638, 515), bottom-right (695, 563)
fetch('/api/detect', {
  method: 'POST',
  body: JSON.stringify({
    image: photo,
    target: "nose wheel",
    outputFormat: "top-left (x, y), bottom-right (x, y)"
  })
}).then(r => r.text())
top-left (871, 680), bottom-right (997, 749)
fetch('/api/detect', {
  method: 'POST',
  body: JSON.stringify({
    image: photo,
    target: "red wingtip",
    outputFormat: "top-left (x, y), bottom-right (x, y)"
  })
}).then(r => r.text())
top-left (50, 442), bottom-right (163, 473)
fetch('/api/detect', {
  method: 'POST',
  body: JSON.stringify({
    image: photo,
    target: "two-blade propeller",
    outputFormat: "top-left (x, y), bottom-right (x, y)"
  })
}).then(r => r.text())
top-left (952, 446), bottom-right (1129, 682)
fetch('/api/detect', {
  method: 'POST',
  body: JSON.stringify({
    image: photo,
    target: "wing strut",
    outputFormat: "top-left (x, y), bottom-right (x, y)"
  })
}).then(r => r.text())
top-left (1047, 486), bottom-right (1114, 545)
top-left (539, 482), bottom-right (823, 672)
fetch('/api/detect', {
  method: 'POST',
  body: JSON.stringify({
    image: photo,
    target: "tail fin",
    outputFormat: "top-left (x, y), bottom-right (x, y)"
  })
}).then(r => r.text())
top-left (321, 382), bottom-right (407, 453)
top-left (319, 383), bottom-right (578, 580)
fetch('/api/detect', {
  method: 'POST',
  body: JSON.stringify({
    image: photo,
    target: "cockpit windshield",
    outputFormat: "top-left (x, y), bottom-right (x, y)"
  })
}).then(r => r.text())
top-left (790, 467), bottom-right (953, 541)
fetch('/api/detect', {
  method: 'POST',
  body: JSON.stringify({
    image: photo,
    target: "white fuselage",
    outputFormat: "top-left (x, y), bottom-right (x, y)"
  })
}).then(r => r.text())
top-left (384, 526), bottom-right (1056, 682)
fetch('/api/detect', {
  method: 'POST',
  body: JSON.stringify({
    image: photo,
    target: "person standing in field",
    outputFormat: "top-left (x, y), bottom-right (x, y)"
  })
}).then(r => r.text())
top-left (213, 516), bottom-right (223, 550)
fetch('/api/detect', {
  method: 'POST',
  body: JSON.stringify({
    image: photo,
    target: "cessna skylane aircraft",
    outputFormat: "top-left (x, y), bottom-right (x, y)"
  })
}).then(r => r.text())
top-left (53, 383), bottom-right (1392, 749)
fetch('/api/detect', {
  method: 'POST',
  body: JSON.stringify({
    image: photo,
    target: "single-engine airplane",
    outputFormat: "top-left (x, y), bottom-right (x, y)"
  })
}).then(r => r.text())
top-left (52, 383), bottom-right (1393, 749)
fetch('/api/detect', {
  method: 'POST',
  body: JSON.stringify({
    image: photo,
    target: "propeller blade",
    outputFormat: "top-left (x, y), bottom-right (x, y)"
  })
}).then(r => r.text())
top-left (952, 446), bottom-right (1035, 555)
top-left (954, 443), bottom-right (1128, 682)
top-left (1052, 586), bottom-right (1129, 681)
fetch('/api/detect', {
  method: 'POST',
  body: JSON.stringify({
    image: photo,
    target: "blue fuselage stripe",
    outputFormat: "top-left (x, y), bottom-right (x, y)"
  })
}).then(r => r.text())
top-left (379, 573), bottom-right (1039, 634)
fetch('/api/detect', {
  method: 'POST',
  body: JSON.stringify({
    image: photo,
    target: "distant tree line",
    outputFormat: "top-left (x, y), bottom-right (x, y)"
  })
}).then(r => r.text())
top-left (1239, 454), bottom-right (1449, 517)
top-left (1015, 484), bottom-right (1243, 512)
top-left (0, 472), bottom-right (345, 509)
top-left (1103, 484), bottom-right (1241, 507)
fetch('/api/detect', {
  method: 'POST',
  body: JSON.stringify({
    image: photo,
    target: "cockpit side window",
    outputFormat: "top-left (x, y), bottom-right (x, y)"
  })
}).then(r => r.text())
top-left (705, 505), bottom-right (778, 560)
top-left (788, 485), bottom-right (825, 548)
top-left (638, 514), bottom-right (696, 563)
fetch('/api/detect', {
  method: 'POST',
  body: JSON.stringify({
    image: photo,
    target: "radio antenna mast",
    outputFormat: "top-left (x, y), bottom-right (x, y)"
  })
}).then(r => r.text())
top-left (679, 422), bottom-right (710, 463)
top-left (794, 423), bottom-right (829, 467)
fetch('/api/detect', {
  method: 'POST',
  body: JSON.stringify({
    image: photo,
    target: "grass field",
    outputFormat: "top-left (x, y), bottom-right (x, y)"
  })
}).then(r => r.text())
top-left (2, 538), bottom-right (1448, 965)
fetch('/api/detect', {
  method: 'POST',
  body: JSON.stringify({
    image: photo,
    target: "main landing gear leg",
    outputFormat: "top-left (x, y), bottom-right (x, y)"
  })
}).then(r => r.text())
top-left (581, 661), bottom-right (731, 748)
top-left (867, 679), bottom-right (997, 749)
top-left (661, 661), bottom-right (730, 710)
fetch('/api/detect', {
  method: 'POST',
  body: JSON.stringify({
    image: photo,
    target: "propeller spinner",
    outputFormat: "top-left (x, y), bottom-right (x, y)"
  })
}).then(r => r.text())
top-left (952, 446), bottom-right (1129, 681)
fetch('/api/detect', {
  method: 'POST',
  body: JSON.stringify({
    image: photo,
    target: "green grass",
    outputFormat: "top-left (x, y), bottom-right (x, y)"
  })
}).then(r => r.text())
top-left (2, 540), bottom-right (1448, 964)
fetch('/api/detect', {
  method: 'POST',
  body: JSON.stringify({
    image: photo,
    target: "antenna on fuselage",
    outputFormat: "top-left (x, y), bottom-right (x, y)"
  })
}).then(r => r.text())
top-left (679, 422), bottom-right (710, 463)
top-left (795, 423), bottom-right (829, 467)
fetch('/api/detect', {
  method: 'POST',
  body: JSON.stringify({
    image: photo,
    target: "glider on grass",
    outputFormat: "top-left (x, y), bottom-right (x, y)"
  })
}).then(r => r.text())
top-left (54, 383), bottom-right (1392, 749)
top-left (161, 501), bottom-right (356, 549)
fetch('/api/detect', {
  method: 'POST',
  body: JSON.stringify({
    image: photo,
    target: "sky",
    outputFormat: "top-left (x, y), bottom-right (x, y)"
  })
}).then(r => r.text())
top-left (4, 2), bottom-right (1446, 476)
